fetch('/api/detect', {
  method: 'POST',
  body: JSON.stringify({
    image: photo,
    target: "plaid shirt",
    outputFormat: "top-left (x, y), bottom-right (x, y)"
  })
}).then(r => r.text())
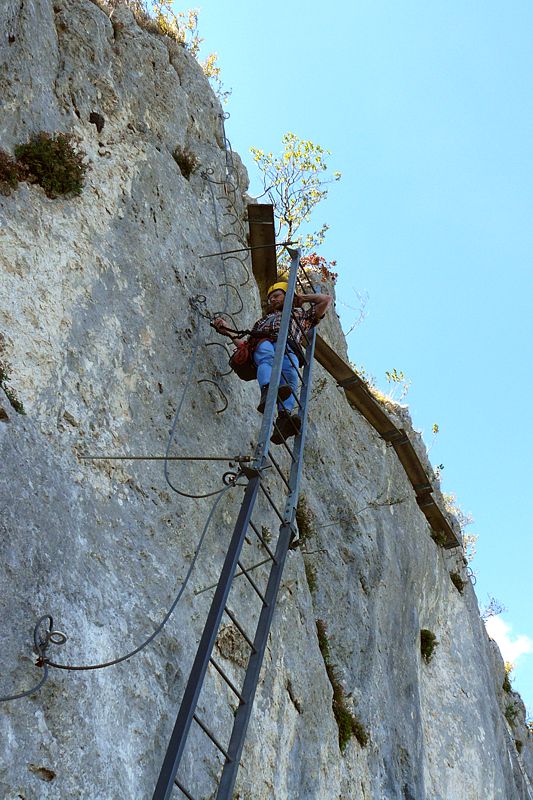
top-left (250, 306), bottom-right (320, 350)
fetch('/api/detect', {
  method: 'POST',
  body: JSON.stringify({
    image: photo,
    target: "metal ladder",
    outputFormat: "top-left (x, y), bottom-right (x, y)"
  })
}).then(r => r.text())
top-left (152, 249), bottom-right (318, 800)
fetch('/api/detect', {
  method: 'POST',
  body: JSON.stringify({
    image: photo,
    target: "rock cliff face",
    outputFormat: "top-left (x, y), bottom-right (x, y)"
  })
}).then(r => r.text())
top-left (1, 3), bottom-right (532, 799)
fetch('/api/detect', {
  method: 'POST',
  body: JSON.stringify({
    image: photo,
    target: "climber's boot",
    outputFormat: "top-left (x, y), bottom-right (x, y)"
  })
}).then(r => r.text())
top-left (270, 410), bottom-right (301, 444)
top-left (257, 383), bottom-right (292, 414)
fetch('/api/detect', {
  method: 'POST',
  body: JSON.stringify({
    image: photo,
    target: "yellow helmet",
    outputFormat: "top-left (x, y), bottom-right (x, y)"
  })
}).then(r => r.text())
top-left (267, 281), bottom-right (288, 297)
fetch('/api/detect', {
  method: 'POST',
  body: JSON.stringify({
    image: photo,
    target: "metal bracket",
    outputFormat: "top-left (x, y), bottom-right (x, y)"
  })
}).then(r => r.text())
top-left (337, 375), bottom-right (360, 389)
top-left (238, 464), bottom-right (271, 480)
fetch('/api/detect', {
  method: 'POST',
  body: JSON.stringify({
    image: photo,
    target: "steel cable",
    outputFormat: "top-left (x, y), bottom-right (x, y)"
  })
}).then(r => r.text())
top-left (0, 616), bottom-right (65, 702)
top-left (163, 303), bottom-right (231, 500)
top-left (0, 115), bottom-right (252, 697)
top-left (44, 483), bottom-right (238, 672)
top-left (0, 665), bottom-right (49, 702)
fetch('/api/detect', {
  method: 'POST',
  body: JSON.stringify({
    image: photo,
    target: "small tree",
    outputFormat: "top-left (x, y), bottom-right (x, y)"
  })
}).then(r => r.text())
top-left (503, 662), bottom-right (514, 693)
top-left (385, 368), bottom-right (411, 402)
top-left (91, 1), bottom-right (228, 100)
top-left (250, 132), bottom-right (341, 252)
top-left (443, 492), bottom-right (477, 563)
top-left (481, 596), bottom-right (506, 622)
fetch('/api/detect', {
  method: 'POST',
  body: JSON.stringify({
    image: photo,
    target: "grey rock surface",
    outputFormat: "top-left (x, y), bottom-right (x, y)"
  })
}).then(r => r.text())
top-left (1, 3), bottom-right (532, 799)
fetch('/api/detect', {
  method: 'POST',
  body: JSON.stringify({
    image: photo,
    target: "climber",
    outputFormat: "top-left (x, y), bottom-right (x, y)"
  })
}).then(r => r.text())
top-left (213, 281), bottom-right (332, 443)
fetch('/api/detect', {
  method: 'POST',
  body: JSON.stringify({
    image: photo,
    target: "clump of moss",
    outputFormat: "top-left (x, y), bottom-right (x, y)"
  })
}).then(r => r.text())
top-left (172, 146), bottom-right (199, 180)
top-left (296, 494), bottom-right (315, 545)
top-left (316, 619), bottom-right (330, 661)
top-left (0, 149), bottom-right (20, 194)
top-left (15, 133), bottom-right (87, 198)
top-left (449, 571), bottom-right (465, 594)
top-left (505, 702), bottom-right (519, 727)
top-left (260, 525), bottom-right (272, 545)
top-left (304, 560), bottom-right (317, 594)
top-left (315, 620), bottom-right (368, 751)
top-left (2, 385), bottom-right (24, 415)
top-left (420, 629), bottom-right (438, 663)
top-left (0, 345), bottom-right (24, 415)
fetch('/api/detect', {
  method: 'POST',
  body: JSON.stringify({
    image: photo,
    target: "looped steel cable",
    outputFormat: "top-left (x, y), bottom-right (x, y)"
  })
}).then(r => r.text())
top-left (204, 341), bottom-right (234, 378)
top-left (0, 615), bottom-right (66, 702)
top-left (218, 283), bottom-right (244, 315)
top-left (3, 117), bottom-right (255, 696)
top-left (466, 566), bottom-right (477, 585)
top-left (197, 379), bottom-right (229, 414)
top-left (223, 255), bottom-right (251, 287)
top-left (44, 483), bottom-right (243, 673)
top-left (34, 615), bottom-right (68, 652)
top-left (164, 312), bottom-right (231, 499)
top-left (205, 341), bottom-right (232, 358)
top-left (201, 174), bottom-right (230, 188)
top-left (189, 294), bottom-right (213, 321)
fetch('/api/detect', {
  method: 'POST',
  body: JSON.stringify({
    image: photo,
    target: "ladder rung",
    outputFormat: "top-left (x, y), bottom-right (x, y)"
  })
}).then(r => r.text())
top-left (279, 369), bottom-right (304, 408)
top-left (237, 559), bottom-right (268, 604)
top-left (248, 521), bottom-right (277, 562)
top-left (174, 777), bottom-right (197, 800)
top-left (293, 367), bottom-right (305, 386)
top-left (290, 391), bottom-right (304, 411)
top-left (298, 264), bottom-right (318, 295)
top-left (259, 483), bottom-right (285, 523)
top-left (209, 657), bottom-right (247, 703)
top-left (224, 607), bottom-right (256, 651)
top-left (234, 557), bottom-right (273, 581)
top-left (289, 314), bottom-right (310, 345)
top-left (273, 429), bottom-right (297, 461)
top-left (193, 714), bottom-right (232, 762)
top-left (266, 451), bottom-right (291, 490)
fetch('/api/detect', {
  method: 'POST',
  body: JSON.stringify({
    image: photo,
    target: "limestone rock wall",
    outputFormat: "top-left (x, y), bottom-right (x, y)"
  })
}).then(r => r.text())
top-left (1, 3), bottom-right (532, 799)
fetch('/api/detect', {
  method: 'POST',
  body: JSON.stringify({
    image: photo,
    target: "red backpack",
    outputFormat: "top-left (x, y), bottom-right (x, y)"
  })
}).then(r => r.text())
top-left (229, 339), bottom-right (257, 381)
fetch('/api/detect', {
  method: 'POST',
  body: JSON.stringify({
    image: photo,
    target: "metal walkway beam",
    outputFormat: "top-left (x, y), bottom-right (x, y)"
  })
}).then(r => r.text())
top-left (248, 204), bottom-right (461, 550)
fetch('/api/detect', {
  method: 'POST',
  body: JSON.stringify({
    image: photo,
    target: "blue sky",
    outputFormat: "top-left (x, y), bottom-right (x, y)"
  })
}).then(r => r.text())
top-left (181, 1), bottom-right (533, 711)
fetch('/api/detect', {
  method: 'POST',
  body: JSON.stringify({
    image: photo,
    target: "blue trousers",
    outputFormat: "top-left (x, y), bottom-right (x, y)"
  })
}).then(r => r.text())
top-left (253, 340), bottom-right (299, 413)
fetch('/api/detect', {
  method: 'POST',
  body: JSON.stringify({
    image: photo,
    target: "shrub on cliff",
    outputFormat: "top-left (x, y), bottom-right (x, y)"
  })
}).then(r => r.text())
top-left (420, 629), bottom-right (438, 663)
top-left (0, 150), bottom-right (20, 195)
top-left (316, 620), bottom-right (368, 751)
top-left (0, 338), bottom-right (24, 414)
top-left (15, 133), bottom-right (87, 199)
top-left (90, 1), bottom-right (228, 100)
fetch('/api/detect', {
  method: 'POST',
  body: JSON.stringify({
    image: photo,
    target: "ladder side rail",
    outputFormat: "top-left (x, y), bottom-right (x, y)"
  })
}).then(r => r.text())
top-left (152, 250), bottom-right (301, 800)
top-left (280, 325), bottom-right (318, 524)
top-left (216, 325), bottom-right (317, 800)
top-left (268, 291), bottom-right (320, 515)
top-left (252, 249), bottom-right (301, 467)
top-left (152, 476), bottom-right (261, 800)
